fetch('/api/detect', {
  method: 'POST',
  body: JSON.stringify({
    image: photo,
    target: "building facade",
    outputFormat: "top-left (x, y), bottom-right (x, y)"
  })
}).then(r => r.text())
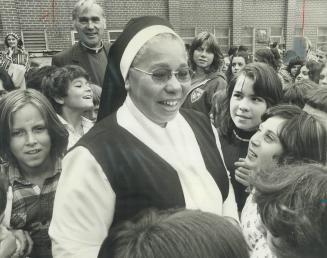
top-left (0, 0), bottom-right (326, 59)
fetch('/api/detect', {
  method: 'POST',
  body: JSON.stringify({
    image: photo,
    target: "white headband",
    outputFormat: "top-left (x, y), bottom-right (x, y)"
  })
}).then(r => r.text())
top-left (120, 25), bottom-right (179, 81)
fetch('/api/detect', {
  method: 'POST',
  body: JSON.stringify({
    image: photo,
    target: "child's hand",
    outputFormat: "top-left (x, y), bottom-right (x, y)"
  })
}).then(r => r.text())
top-left (0, 228), bottom-right (17, 258)
top-left (12, 229), bottom-right (33, 257)
top-left (234, 158), bottom-right (253, 187)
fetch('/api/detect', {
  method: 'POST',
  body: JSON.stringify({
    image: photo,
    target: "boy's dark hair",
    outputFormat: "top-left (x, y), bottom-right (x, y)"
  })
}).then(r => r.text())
top-left (254, 163), bottom-right (327, 258)
top-left (26, 65), bottom-right (58, 92)
top-left (41, 65), bottom-right (90, 114)
top-left (98, 209), bottom-right (249, 258)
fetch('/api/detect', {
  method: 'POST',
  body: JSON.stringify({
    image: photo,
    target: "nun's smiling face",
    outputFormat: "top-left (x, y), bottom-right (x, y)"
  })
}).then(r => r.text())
top-left (127, 35), bottom-right (191, 127)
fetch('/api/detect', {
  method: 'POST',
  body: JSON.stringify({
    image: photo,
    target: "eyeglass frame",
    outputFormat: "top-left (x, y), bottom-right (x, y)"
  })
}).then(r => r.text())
top-left (130, 66), bottom-right (193, 84)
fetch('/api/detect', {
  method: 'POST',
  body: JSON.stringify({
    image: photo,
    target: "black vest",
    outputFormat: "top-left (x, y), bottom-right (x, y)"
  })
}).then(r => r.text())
top-left (76, 108), bottom-right (229, 226)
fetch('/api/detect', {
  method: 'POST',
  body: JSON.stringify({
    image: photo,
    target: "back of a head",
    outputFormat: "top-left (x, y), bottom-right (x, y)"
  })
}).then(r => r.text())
top-left (255, 48), bottom-right (278, 70)
top-left (282, 80), bottom-right (319, 108)
top-left (254, 163), bottom-right (327, 258)
top-left (26, 65), bottom-right (58, 91)
top-left (306, 87), bottom-right (327, 113)
top-left (280, 108), bottom-right (326, 164)
top-left (306, 60), bottom-right (323, 83)
top-left (98, 209), bottom-right (249, 258)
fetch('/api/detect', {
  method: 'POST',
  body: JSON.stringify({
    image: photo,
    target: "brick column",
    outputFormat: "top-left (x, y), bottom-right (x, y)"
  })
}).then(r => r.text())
top-left (285, 0), bottom-right (297, 49)
top-left (168, 0), bottom-right (180, 33)
top-left (232, 0), bottom-right (242, 45)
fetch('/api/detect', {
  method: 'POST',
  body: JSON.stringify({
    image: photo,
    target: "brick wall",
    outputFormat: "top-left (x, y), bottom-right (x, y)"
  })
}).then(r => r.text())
top-left (179, 0), bottom-right (232, 34)
top-left (0, 0), bottom-right (326, 55)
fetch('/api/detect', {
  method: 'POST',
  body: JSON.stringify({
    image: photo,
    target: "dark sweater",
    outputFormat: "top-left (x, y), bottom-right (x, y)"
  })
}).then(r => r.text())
top-left (219, 128), bottom-right (255, 211)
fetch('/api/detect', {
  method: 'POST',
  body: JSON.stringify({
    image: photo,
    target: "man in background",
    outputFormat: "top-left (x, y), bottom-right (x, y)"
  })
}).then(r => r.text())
top-left (52, 0), bottom-right (109, 87)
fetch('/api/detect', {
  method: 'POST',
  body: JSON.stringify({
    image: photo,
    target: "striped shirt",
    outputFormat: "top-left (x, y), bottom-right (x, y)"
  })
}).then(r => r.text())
top-left (3, 159), bottom-right (61, 258)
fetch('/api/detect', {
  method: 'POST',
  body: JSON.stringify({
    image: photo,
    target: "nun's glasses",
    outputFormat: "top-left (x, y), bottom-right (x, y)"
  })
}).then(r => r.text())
top-left (131, 67), bottom-right (192, 84)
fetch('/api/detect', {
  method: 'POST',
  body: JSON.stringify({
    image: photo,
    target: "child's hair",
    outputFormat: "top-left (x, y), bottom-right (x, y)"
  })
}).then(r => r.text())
top-left (0, 89), bottom-right (68, 163)
top-left (41, 65), bottom-right (90, 114)
top-left (286, 57), bottom-right (303, 77)
top-left (26, 65), bottom-right (58, 92)
top-left (98, 209), bottom-right (249, 258)
top-left (228, 45), bottom-right (248, 57)
top-left (305, 60), bottom-right (323, 84)
top-left (306, 87), bottom-right (327, 113)
top-left (304, 87), bottom-right (327, 131)
top-left (214, 62), bottom-right (283, 139)
top-left (188, 31), bottom-right (223, 73)
top-left (261, 104), bottom-right (327, 165)
top-left (226, 50), bottom-right (251, 81)
top-left (282, 80), bottom-right (319, 108)
top-left (254, 48), bottom-right (278, 71)
top-left (254, 163), bottom-right (327, 258)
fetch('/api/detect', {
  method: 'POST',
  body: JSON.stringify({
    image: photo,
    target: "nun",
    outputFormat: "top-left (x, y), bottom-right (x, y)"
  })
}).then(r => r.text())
top-left (49, 16), bottom-right (238, 258)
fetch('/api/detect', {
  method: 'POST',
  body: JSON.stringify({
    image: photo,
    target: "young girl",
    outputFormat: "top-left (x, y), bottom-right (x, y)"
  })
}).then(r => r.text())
top-left (226, 48), bottom-right (250, 83)
top-left (42, 65), bottom-right (94, 149)
top-left (239, 104), bottom-right (327, 258)
top-left (212, 62), bottom-right (283, 211)
top-left (0, 89), bottom-right (68, 257)
top-left (183, 31), bottom-right (227, 116)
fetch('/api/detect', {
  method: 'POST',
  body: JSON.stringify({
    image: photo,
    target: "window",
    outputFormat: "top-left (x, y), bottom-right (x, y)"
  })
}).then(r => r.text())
top-left (71, 31), bottom-right (79, 45)
top-left (21, 30), bottom-right (48, 51)
top-left (214, 27), bottom-right (230, 55)
top-left (108, 30), bottom-right (123, 44)
top-left (317, 26), bottom-right (327, 49)
top-left (270, 27), bottom-right (284, 44)
top-left (241, 27), bottom-right (254, 56)
top-left (180, 27), bottom-right (197, 48)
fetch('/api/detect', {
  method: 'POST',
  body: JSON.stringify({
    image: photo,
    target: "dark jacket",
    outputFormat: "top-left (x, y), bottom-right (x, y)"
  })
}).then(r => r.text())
top-left (182, 71), bottom-right (227, 117)
top-left (52, 41), bottom-right (110, 86)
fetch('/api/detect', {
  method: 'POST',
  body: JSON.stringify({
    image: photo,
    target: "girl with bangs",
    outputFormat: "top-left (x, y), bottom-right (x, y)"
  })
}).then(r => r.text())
top-left (212, 62), bottom-right (283, 211)
top-left (182, 31), bottom-right (227, 116)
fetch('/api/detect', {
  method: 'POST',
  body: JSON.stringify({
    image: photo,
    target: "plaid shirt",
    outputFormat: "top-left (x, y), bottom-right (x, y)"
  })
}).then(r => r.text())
top-left (2, 159), bottom-right (61, 258)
